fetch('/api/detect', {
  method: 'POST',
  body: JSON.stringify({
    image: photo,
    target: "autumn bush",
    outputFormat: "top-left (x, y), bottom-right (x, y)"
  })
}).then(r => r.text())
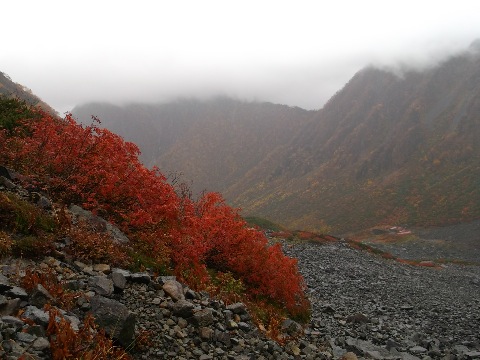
top-left (46, 306), bottom-right (131, 360)
top-left (0, 192), bottom-right (56, 235)
top-left (0, 98), bottom-right (310, 323)
top-left (21, 267), bottom-right (81, 310)
top-left (0, 230), bottom-right (13, 256)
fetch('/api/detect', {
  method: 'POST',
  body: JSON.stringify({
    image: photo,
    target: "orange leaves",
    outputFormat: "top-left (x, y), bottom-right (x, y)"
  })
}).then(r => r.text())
top-left (0, 106), bottom-right (309, 320)
top-left (1, 111), bottom-right (179, 229)
top-left (21, 267), bottom-right (81, 310)
top-left (176, 192), bottom-right (309, 316)
top-left (46, 307), bottom-right (131, 360)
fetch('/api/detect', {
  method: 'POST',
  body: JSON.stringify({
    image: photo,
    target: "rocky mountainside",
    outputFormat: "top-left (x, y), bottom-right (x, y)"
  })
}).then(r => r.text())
top-left (73, 42), bottom-right (480, 234)
top-left (72, 98), bottom-right (315, 195)
top-left (0, 72), bottom-right (56, 115)
top-left (242, 44), bottom-right (480, 233)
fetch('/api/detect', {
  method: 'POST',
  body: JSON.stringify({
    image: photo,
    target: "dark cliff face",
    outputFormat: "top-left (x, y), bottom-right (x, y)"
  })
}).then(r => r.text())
top-left (72, 45), bottom-right (480, 233)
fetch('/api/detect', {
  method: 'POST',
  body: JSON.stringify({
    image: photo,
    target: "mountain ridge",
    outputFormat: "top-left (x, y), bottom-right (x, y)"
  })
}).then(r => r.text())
top-left (0, 71), bottom-right (57, 115)
top-left (72, 44), bottom-right (480, 234)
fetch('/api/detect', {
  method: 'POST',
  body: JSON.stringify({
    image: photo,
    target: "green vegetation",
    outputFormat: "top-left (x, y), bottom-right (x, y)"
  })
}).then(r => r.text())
top-left (0, 193), bottom-right (56, 235)
top-left (244, 216), bottom-right (284, 231)
top-left (0, 95), bottom-right (38, 131)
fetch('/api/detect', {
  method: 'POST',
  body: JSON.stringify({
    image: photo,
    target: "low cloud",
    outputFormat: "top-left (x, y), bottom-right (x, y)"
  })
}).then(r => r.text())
top-left (2, 1), bottom-right (480, 113)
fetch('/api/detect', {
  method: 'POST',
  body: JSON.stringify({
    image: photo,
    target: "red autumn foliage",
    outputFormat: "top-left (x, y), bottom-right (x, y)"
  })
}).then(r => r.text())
top-left (0, 106), bottom-right (309, 317)
top-left (1, 113), bottom-right (179, 229)
top-left (176, 192), bottom-right (309, 314)
top-left (46, 306), bottom-right (131, 360)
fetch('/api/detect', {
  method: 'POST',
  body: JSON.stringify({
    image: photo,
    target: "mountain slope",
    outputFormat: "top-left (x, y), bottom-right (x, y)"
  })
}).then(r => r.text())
top-left (0, 71), bottom-right (56, 114)
top-left (234, 46), bottom-right (480, 233)
top-left (73, 43), bottom-right (480, 234)
top-left (73, 98), bottom-right (315, 194)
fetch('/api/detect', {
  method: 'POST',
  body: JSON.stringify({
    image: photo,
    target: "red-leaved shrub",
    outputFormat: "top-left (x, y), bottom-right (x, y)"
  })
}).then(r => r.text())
top-left (0, 105), bottom-right (309, 319)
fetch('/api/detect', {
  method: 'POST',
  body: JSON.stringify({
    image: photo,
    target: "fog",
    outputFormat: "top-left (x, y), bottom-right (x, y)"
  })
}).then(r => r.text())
top-left (2, 1), bottom-right (480, 113)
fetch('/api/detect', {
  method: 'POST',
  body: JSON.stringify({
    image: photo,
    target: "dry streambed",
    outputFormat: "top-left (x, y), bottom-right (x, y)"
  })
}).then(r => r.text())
top-left (283, 239), bottom-right (480, 359)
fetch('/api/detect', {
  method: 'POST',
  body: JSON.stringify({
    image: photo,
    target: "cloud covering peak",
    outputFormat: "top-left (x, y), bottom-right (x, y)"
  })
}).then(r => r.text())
top-left (2, 1), bottom-right (480, 112)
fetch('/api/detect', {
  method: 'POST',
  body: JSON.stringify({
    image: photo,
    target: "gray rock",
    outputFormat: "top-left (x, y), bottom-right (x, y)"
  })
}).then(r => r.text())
top-left (89, 295), bottom-right (136, 347)
top-left (0, 298), bottom-right (21, 316)
top-left (226, 302), bottom-right (247, 314)
top-left (30, 283), bottom-right (54, 308)
top-left (32, 336), bottom-right (50, 351)
top-left (163, 279), bottom-right (185, 301)
top-left (130, 272), bottom-right (151, 284)
top-left (1, 315), bottom-right (24, 329)
top-left (214, 330), bottom-right (231, 346)
top-left (5, 286), bottom-right (28, 299)
top-left (0, 176), bottom-right (15, 189)
top-left (157, 276), bottom-right (177, 285)
top-left (88, 276), bottom-right (114, 296)
top-left (191, 308), bottom-right (214, 327)
top-left (0, 274), bottom-right (12, 292)
top-left (23, 306), bottom-right (50, 327)
top-left (36, 195), bottom-right (52, 210)
top-left (345, 337), bottom-right (391, 358)
top-left (105, 222), bottom-right (130, 244)
top-left (185, 288), bottom-right (200, 300)
top-left (409, 345), bottom-right (427, 354)
top-left (281, 318), bottom-right (303, 336)
top-left (238, 321), bottom-right (251, 331)
top-left (16, 332), bottom-right (36, 343)
top-left (68, 204), bottom-right (129, 244)
top-left (111, 270), bottom-right (127, 291)
top-left (172, 299), bottom-right (195, 318)
top-left (25, 325), bottom-right (46, 337)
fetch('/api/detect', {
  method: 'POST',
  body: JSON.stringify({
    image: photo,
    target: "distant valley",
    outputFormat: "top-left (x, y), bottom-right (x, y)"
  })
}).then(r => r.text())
top-left (69, 42), bottom-right (480, 234)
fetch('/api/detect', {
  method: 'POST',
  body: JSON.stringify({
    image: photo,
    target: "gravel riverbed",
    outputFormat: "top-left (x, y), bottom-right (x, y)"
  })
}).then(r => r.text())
top-left (283, 239), bottom-right (480, 359)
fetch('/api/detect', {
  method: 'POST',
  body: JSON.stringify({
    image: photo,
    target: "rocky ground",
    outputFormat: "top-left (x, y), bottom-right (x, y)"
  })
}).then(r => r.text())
top-left (357, 221), bottom-right (480, 265)
top-left (1, 237), bottom-right (479, 359)
top-left (282, 239), bottom-right (480, 360)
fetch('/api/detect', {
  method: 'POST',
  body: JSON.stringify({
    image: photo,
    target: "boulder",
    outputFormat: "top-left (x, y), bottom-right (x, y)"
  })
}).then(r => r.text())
top-left (281, 318), bottom-right (303, 337)
top-left (171, 299), bottom-right (195, 318)
top-left (89, 295), bottom-right (136, 347)
top-left (23, 306), bottom-right (50, 327)
top-left (226, 302), bottom-right (247, 315)
top-left (29, 284), bottom-right (54, 308)
top-left (0, 274), bottom-right (13, 292)
top-left (191, 308), bottom-right (214, 327)
top-left (111, 269), bottom-right (128, 291)
top-left (130, 272), bottom-right (151, 284)
top-left (88, 276), bottom-right (114, 297)
top-left (68, 204), bottom-right (129, 244)
top-left (163, 279), bottom-right (185, 301)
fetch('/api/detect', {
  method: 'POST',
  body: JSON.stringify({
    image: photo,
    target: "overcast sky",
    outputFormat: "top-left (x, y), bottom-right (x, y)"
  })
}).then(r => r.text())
top-left (2, 1), bottom-right (480, 113)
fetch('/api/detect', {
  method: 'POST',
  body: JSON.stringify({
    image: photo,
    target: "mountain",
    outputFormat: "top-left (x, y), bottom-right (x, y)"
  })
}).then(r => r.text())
top-left (72, 98), bottom-right (315, 194)
top-left (73, 43), bottom-right (480, 234)
top-left (234, 45), bottom-right (480, 233)
top-left (0, 71), bottom-right (56, 115)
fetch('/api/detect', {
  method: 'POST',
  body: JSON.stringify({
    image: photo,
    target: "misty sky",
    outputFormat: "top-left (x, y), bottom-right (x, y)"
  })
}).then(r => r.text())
top-left (2, 1), bottom-right (480, 113)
